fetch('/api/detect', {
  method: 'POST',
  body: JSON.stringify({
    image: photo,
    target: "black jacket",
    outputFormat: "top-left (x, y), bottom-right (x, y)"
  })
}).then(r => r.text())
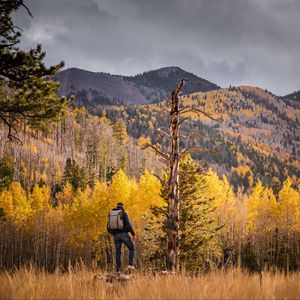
top-left (107, 206), bottom-right (135, 236)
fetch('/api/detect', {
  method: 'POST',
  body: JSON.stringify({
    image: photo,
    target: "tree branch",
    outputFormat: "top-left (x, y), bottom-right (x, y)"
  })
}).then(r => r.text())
top-left (179, 146), bottom-right (219, 160)
top-left (180, 130), bottom-right (201, 147)
top-left (0, 111), bottom-right (22, 144)
top-left (154, 125), bottom-right (170, 139)
top-left (179, 107), bottom-right (222, 122)
top-left (158, 157), bottom-right (169, 165)
top-left (178, 116), bottom-right (190, 126)
top-left (181, 165), bottom-right (209, 176)
top-left (142, 143), bottom-right (170, 161)
top-left (152, 174), bottom-right (168, 189)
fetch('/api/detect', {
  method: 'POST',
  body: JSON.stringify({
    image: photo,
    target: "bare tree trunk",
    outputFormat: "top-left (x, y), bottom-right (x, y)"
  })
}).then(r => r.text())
top-left (166, 80), bottom-right (184, 271)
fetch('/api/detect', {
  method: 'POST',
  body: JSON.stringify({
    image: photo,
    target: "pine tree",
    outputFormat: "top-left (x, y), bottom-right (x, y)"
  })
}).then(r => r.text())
top-left (179, 158), bottom-right (221, 271)
top-left (143, 157), bottom-right (221, 271)
top-left (0, 1), bottom-right (69, 142)
top-left (0, 153), bottom-right (14, 190)
top-left (112, 119), bottom-right (129, 145)
top-left (62, 158), bottom-right (87, 191)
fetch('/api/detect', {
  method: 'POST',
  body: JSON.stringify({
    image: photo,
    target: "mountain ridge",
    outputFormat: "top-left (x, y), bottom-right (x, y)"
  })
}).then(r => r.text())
top-left (55, 66), bottom-right (220, 106)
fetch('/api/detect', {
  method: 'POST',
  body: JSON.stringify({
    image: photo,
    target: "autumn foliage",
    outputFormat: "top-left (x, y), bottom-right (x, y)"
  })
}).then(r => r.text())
top-left (0, 166), bottom-right (299, 272)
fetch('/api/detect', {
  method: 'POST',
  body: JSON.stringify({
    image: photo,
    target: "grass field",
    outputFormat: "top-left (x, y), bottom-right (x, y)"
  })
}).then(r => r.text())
top-left (0, 267), bottom-right (299, 299)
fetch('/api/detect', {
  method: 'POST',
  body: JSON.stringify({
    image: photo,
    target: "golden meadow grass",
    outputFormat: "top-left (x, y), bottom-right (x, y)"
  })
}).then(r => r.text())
top-left (0, 267), bottom-right (299, 299)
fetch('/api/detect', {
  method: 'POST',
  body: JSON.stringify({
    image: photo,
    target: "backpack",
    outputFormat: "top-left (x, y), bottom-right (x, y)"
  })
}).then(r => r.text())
top-left (107, 210), bottom-right (124, 231)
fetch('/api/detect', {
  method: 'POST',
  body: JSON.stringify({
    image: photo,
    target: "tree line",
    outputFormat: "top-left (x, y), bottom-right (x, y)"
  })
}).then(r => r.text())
top-left (0, 160), bottom-right (299, 273)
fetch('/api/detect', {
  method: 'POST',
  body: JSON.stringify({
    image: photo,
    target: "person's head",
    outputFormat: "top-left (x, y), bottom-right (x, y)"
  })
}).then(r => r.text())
top-left (117, 202), bottom-right (124, 209)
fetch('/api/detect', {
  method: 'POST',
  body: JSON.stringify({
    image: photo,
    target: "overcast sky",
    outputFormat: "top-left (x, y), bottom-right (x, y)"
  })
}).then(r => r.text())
top-left (13, 0), bottom-right (300, 95)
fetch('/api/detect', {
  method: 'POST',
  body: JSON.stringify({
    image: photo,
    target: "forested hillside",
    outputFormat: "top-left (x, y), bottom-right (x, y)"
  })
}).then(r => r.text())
top-left (283, 90), bottom-right (300, 109)
top-left (0, 85), bottom-right (299, 273)
top-left (54, 65), bottom-right (300, 190)
top-left (86, 86), bottom-right (299, 189)
top-left (55, 66), bottom-right (219, 106)
top-left (0, 108), bottom-right (161, 191)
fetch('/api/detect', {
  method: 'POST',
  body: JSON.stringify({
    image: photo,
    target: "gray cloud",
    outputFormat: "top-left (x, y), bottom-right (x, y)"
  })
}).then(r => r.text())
top-left (13, 0), bottom-right (300, 95)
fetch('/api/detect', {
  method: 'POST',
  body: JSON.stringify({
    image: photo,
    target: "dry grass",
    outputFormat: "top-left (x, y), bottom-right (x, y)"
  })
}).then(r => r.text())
top-left (0, 267), bottom-right (299, 299)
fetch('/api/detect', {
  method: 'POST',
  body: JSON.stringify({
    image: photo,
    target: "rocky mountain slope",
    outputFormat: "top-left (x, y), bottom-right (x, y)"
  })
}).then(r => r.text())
top-left (55, 66), bottom-right (219, 106)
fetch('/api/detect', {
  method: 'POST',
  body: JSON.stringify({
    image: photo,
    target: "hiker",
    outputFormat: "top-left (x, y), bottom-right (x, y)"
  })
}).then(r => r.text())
top-left (107, 202), bottom-right (136, 273)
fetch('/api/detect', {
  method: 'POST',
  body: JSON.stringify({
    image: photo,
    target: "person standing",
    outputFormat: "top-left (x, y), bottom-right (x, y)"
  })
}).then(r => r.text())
top-left (107, 202), bottom-right (136, 273)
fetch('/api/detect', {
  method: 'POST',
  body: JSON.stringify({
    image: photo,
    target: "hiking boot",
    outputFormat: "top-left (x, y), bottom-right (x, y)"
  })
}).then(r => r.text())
top-left (116, 271), bottom-right (121, 277)
top-left (127, 265), bottom-right (137, 272)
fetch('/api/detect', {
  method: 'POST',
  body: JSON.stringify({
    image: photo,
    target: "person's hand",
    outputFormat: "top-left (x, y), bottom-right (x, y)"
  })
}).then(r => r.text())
top-left (132, 235), bottom-right (136, 241)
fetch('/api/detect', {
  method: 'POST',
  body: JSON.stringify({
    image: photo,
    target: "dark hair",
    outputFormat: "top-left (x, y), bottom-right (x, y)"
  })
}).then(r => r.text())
top-left (117, 202), bottom-right (124, 207)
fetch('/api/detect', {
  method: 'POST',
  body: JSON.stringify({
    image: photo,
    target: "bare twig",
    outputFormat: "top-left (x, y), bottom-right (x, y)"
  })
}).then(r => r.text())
top-left (152, 173), bottom-right (168, 189)
top-left (180, 146), bottom-right (219, 160)
top-left (179, 107), bottom-right (221, 122)
top-left (142, 143), bottom-right (170, 161)
top-left (154, 125), bottom-right (170, 139)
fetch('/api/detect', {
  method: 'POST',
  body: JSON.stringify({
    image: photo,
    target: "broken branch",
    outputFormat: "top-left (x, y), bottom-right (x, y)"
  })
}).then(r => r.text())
top-left (142, 143), bottom-right (170, 161)
top-left (179, 107), bottom-right (221, 122)
top-left (179, 146), bottom-right (219, 160)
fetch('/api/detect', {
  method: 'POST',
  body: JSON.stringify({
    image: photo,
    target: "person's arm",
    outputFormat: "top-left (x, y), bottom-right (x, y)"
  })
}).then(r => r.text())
top-left (123, 212), bottom-right (135, 236)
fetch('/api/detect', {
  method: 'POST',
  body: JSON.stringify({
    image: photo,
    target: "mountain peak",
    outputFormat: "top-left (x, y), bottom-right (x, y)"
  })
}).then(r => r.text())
top-left (153, 66), bottom-right (182, 76)
top-left (55, 66), bottom-right (219, 105)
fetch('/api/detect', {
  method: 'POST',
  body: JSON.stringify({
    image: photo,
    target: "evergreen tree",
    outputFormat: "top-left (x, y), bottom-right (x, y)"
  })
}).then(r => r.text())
top-left (0, 153), bottom-right (14, 190)
top-left (179, 158), bottom-right (221, 270)
top-left (0, 0), bottom-right (68, 141)
top-left (143, 157), bottom-right (221, 271)
top-left (62, 158), bottom-right (87, 191)
top-left (112, 119), bottom-right (129, 145)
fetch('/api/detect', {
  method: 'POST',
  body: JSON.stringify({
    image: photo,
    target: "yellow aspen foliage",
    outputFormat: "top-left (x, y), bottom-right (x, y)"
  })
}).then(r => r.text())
top-left (30, 184), bottom-right (50, 212)
top-left (132, 170), bottom-right (163, 231)
top-left (204, 171), bottom-right (237, 244)
top-left (9, 182), bottom-right (32, 226)
top-left (92, 181), bottom-right (109, 204)
top-left (109, 169), bottom-right (136, 212)
top-left (256, 187), bottom-right (278, 233)
top-left (64, 187), bottom-right (97, 247)
top-left (91, 181), bottom-right (110, 233)
top-left (137, 136), bottom-right (151, 148)
top-left (126, 180), bottom-right (138, 219)
top-left (56, 183), bottom-right (73, 205)
top-left (247, 180), bottom-right (278, 234)
top-left (219, 175), bottom-right (237, 222)
top-left (148, 121), bottom-right (154, 130)
top-left (100, 111), bottom-right (110, 124)
top-left (0, 189), bottom-right (13, 217)
top-left (136, 170), bottom-right (163, 211)
top-left (277, 178), bottom-right (300, 233)
top-left (247, 180), bottom-right (264, 233)
top-left (204, 169), bottom-right (223, 207)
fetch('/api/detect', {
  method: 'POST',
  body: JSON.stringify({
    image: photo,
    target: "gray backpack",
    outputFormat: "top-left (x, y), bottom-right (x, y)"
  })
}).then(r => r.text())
top-left (107, 210), bottom-right (124, 230)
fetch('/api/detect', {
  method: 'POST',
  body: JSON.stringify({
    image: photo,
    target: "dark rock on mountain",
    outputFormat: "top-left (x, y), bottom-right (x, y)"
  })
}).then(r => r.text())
top-left (55, 66), bottom-right (219, 106)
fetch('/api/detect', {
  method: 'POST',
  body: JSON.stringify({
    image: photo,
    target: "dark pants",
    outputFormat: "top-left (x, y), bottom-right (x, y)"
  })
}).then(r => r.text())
top-left (114, 232), bottom-right (135, 272)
